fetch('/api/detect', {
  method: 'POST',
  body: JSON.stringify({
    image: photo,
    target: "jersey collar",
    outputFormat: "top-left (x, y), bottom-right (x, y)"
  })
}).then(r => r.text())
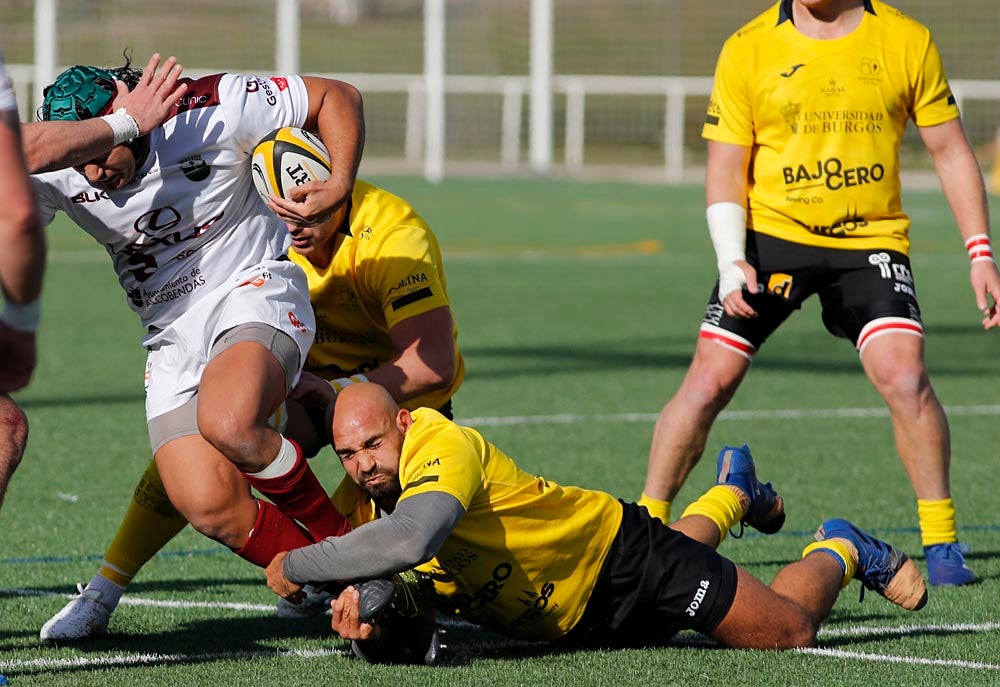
top-left (778, 0), bottom-right (875, 25)
top-left (336, 196), bottom-right (354, 237)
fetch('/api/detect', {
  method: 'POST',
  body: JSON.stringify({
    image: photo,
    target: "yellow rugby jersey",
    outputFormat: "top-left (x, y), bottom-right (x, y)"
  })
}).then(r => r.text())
top-left (337, 409), bottom-right (623, 641)
top-left (703, 0), bottom-right (959, 254)
top-left (290, 180), bottom-right (464, 410)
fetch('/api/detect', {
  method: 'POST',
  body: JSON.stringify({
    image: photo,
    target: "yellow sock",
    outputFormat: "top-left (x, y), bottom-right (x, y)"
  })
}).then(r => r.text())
top-left (803, 539), bottom-right (857, 589)
top-left (99, 459), bottom-right (188, 587)
top-left (917, 498), bottom-right (958, 548)
top-left (680, 486), bottom-right (744, 542)
top-left (638, 492), bottom-right (671, 524)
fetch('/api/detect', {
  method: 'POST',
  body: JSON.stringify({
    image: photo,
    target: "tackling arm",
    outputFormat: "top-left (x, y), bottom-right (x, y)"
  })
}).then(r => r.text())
top-left (20, 118), bottom-right (118, 174)
top-left (288, 308), bottom-right (457, 416)
top-left (920, 118), bottom-right (1000, 329)
top-left (282, 490), bottom-right (464, 584)
top-left (362, 307), bottom-right (457, 402)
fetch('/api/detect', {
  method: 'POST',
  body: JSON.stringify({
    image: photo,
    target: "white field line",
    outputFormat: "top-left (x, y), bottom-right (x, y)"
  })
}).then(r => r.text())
top-left (0, 612), bottom-right (1000, 671)
top-left (0, 647), bottom-right (348, 672)
top-left (1, 587), bottom-right (272, 612)
top-left (817, 621), bottom-right (1000, 639)
top-left (458, 404), bottom-right (1000, 427)
top-left (796, 647), bottom-right (1000, 671)
top-left (5, 589), bottom-right (1000, 672)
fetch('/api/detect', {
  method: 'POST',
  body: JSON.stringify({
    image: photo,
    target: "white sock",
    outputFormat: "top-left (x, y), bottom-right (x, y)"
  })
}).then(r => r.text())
top-left (87, 574), bottom-right (125, 611)
top-left (246, 436), bottom-right (298, 480)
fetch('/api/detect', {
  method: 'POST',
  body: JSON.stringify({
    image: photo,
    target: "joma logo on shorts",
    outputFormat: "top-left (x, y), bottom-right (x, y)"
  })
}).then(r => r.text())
top-left (686, 579), bottom-right (711, 617)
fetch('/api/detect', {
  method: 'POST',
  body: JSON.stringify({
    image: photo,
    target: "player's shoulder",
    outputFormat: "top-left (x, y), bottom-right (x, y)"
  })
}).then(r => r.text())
top-left (29, 164), bottom-right (88, 193)
top-left (866, 1), bottom-right (934, 64)
top-left (353, 180), bottom-right (417, 218)
top-left (350, 180), bottom-right (434, 242)
top-left (406, 409), bottom-right (479, 455)
top-left (409, 407), bottom-right (456, 437)
top-left (168, 73), bottom-right (302, 119)
top-left (869, 0), bottom-right (930, 32)
top-left (723, 2), bottom-right (782, 50)
top-left (168, 73), bottom-right (226, 119)
top-left (402, 410), bottom-right (485, 488)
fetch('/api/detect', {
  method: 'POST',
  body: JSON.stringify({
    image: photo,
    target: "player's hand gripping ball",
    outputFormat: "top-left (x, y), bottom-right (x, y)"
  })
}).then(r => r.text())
top-left (251, 126), bottom-right (331, 201)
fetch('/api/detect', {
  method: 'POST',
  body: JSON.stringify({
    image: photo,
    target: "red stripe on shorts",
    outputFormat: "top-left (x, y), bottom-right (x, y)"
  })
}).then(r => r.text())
top-left (699, 329), bottom-right (755, 356)
top-left (857, 320), bottom-right (923, 350)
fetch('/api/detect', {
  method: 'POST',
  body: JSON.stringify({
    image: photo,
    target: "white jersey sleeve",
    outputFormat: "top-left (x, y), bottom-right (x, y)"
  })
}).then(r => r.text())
top-left (215, 73), bottom-right (311, 153)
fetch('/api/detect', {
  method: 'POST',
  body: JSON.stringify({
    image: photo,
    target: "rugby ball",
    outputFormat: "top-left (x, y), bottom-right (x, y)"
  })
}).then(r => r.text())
top-left (251, 126), bottom-right (331, 201)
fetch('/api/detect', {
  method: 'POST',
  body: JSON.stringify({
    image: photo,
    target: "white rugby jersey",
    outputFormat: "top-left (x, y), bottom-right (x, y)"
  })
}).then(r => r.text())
top-left (31, 73), bottom-right (311, 341)
top-left (0, 50), bottom-right (16, 112)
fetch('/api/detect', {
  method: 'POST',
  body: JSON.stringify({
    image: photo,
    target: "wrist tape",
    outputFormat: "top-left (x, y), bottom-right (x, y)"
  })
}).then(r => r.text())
top-left (706, 202), bottom-right (748, 301)
top-left (100, 108), bottom-right (140, 146)
top-left (965, 233), bottom-right (995, 264)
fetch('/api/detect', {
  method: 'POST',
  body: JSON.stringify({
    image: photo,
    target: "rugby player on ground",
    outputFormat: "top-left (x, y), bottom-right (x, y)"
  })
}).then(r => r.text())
top-left (265, 383), bottom-right (927, 664)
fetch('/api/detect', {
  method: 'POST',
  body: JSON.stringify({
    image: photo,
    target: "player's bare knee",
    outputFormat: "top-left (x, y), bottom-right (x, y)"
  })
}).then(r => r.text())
top-left (870, 363), bottom-right (932, 408)
top-left (180, 502), bottom-right (246, 548)
top-left (198, 413), bottom-right (266, 470)
top-left (777, 614), bottom-right (818, 649)
top-left (680, 368), bottom-right (739, 414)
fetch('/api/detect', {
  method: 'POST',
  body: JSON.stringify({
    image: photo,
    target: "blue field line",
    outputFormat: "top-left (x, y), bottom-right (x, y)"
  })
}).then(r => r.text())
top-left (0, 546), bottom-right (227, 566)
top-left (3, 523), bottom-right (998, 567)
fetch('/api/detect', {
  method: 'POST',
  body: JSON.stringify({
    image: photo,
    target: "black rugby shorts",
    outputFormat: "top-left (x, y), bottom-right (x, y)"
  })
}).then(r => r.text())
top-left (563, 501), bottom-right (738, 647)
top-left (701, 232), bottom-right (922, 350)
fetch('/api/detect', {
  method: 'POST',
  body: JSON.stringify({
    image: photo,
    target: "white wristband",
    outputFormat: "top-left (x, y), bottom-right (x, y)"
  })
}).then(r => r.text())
top-left (706, 202), bottom-right (748, 301)
top-left (330, 373), bottom-right (369, 394)
top-left (964, 233), bottom-right (995, 264)
top-left (100, 108), bottom-right (140, 146)
top-left (1, 298), bottom-right (41, 332)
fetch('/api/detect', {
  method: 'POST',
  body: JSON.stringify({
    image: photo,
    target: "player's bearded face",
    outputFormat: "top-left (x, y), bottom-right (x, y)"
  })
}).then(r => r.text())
top-left (359, 423), bottom-right (404, 503)
top-left (336, 413), bottom-right (407, 506)
top-left (361, 464), bottom-right (402, 503)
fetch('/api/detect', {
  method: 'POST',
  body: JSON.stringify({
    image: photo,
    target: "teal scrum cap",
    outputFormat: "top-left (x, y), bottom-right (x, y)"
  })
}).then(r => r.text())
top-left (40, 65), bottom-right (119, 121)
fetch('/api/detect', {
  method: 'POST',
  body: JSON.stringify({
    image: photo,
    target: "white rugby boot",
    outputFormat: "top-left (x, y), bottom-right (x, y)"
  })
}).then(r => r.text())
top-left (39, 584), bottom-right (112, 641)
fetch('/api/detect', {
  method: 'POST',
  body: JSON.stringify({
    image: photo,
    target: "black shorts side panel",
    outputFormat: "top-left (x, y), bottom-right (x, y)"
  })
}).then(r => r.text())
top-left (566, 501), bottom-right (738, 647)
top-left (701, 233), bottom-right (921, 349)
top-left (817, 249), bottom-right (921, 343)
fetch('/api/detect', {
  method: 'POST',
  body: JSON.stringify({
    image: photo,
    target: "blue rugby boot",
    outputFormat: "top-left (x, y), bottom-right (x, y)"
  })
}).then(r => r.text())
top-left (715, 444), bottom-right (785, 535)
top-left (924, 542), bottom-right (976, 587)
top-left (815, 518), bottom-right (928, 611)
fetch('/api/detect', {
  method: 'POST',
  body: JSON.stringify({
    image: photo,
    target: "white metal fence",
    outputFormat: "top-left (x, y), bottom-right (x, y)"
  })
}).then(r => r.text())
top-left (6, 0), bottom-right (1000, 183)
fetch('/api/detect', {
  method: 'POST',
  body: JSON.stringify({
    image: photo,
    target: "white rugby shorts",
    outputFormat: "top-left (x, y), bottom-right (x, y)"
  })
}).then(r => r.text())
top-left (143, 258), bottom-right (315, 422)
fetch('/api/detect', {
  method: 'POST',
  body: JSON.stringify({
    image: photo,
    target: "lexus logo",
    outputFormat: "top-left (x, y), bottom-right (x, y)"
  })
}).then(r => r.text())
top-left (134, 207), bottom-right (182, 237)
